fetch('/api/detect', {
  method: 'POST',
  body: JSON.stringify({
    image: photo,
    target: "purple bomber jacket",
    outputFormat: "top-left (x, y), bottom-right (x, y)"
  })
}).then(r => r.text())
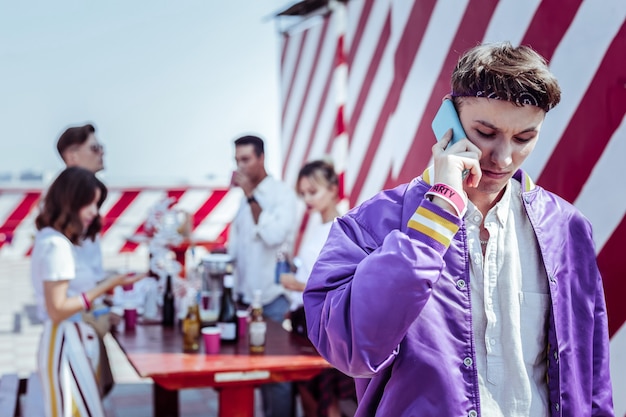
top-left (303, 168), bottom-right (614, 417)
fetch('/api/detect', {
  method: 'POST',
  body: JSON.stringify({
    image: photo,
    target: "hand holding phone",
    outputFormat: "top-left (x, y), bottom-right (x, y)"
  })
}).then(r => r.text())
top-left (431, 99), bottom-right (467, 146)
top-left (432, 99), bottom-right (472, 180)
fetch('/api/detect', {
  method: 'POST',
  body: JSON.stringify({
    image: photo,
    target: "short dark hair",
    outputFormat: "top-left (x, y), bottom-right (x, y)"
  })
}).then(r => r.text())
top-left (234, 135), bottom-right (264, 157)
top-left (451, 42), bottom-right (561, 112)
top-left (57, 123), bottom-right (96, 157)
top-left (36, 167), bottom-right (107, 244)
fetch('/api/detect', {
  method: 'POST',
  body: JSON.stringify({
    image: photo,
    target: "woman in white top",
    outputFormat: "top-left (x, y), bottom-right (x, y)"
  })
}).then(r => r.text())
top-left (31, 167), bottom-right (144, 417)
top-left (280, 160), bottom-right (355, 417)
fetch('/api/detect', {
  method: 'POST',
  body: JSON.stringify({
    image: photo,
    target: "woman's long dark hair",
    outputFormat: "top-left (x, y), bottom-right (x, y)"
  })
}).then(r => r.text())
top-left (36, 167), bottom-right (107, 244)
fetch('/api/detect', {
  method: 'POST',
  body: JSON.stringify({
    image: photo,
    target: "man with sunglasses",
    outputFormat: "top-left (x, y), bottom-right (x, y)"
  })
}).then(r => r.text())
top-left (57, 123), bottom-right (105, 173)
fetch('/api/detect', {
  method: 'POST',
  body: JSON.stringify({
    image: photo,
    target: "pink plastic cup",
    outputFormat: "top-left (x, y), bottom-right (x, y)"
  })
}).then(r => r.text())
top-left (124, 308), bottom-right (138, 332)
top-left (236, 310), bottom-right (249, 338)
top-left (202, 327), bottom-right (221, 354)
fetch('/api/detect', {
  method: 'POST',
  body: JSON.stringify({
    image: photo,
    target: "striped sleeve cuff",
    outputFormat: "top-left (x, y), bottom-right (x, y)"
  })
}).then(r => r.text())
top-left (406, 199), bottom-right (461, 251)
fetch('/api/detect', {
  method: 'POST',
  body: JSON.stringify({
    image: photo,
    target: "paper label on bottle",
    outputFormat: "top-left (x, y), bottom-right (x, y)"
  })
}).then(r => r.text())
top-left (249, 322), bottom-right (267, 346)
top-left (218, 322), bottom-right (237, 340)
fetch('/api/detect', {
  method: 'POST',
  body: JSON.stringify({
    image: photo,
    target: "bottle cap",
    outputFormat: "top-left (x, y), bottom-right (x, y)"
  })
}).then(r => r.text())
top-left (252, 289), bottom-right (262, 307)
top-left (223, 274), bottom-right (234, 288)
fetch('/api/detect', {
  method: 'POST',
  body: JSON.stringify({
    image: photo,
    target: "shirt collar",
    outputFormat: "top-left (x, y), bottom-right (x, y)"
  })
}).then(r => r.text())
top-left (464, 180), bottom-right (513, 228)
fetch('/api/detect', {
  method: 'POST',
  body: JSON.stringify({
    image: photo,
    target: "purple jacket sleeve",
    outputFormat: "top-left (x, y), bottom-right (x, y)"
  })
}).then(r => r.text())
top-left (303, 186), bottom-right (462, 377)
top-left (592, 273), bottom-right (614, 416)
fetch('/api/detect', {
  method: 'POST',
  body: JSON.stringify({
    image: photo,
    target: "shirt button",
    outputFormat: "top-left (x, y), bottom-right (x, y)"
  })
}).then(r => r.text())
top-left (456, 279), bottom-right (466, 289)
top-left (463, 357), bottom-right (473, 367)
top-left (490, 338), bottom-right (496, 345)
top-left (468, 410), bottom-right (478, 417)
top-left (473, 215), bottom-right (481, 223)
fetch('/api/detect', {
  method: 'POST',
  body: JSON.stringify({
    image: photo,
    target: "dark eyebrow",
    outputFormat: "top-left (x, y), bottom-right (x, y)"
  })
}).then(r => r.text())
top-left (475, 120), bottom-right (539, 134)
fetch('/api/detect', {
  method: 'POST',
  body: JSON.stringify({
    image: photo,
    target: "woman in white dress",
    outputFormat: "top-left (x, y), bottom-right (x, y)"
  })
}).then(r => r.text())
top-left (280, 160), bottom-right (356, 417)
top-left (31, 167), bottom-right (144, 417)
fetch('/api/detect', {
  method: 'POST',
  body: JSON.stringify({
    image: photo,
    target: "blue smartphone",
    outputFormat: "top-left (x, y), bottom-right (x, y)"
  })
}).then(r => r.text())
top-left (431, 99), bottom-right (467, 145)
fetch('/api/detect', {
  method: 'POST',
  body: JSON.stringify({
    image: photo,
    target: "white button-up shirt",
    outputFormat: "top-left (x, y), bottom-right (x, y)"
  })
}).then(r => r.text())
top-left (228, 175), bottom-right (297, 305)
top-left (465, 180), bottom-right (550, 416)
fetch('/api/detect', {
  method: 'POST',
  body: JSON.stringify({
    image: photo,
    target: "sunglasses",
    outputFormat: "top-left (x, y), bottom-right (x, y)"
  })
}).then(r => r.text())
top-left (90, 143), bottom-right (104, 153)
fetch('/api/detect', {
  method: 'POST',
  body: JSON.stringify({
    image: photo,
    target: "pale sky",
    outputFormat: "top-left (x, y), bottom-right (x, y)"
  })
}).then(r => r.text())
top-left (0, 1), bottom-right (295, 186)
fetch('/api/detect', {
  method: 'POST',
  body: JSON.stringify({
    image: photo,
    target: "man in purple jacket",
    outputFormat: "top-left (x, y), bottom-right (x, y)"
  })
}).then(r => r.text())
top-left (303, 42), bottom-right (614, 416)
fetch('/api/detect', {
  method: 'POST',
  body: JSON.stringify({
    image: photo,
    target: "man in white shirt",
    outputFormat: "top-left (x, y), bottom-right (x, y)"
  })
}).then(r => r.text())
top-left (229, 134), bottom-right (297, 417)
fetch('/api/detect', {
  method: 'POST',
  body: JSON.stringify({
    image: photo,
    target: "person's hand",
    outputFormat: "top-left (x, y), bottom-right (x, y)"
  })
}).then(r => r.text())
top-left (280, 272), bottom-right (302, 291)
top-left (432, 129), bottom-right (482, 191)
top-left (110, 271), bottom-right (147, 289)
top-left (232, 170), bottom-right (254, 198)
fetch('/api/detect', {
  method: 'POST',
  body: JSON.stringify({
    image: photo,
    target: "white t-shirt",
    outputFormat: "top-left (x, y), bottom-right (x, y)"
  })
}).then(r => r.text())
top-left (288, 216), bottom-right (333, 311)
top-left (31, 227), bottom-right (103, 322)
top-left (73, 236), bottom-right (105, 293)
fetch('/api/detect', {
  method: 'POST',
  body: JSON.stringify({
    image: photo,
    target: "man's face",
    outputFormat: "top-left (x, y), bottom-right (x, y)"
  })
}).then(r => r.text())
top-left (457, 98), bottom-right (545, 201)
top-left (234, 144), bottom-right (264, 182)
top-left (65, 133), bottom-right (105, 173)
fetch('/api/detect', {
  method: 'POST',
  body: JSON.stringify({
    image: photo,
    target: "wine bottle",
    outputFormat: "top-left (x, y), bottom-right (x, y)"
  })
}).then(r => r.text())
top-left (248, 290), bottom-right (267, 353)
top-left (162, 275), bottom-right (175, 327)
top-left (217, 274), bottom-right (238, 343)
top-left (182, 304), bottom-right (201, 352)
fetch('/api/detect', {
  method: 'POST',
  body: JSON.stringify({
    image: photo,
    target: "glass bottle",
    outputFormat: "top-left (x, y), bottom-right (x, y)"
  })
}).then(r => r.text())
top-left (275, 247), bottom-right (291, 284)
top-left (217, 274), bottom-right (238, 343)
top-left (162, 275), bottom-right (175, 327)
top-left (248, 290), bottom-right (267, 354)
top-left (182, 304), bottom-right (201, 352)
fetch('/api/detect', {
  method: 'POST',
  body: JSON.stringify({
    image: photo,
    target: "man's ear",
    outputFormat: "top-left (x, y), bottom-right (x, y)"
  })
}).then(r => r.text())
top-left (62, 150), bottom-right (76, 166)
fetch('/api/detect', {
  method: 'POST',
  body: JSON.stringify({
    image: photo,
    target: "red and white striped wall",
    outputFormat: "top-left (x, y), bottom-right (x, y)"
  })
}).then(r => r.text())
top-left (0, 185), bottom-right (241, 259)
top-left (277, 0), bottom-right (626, 411)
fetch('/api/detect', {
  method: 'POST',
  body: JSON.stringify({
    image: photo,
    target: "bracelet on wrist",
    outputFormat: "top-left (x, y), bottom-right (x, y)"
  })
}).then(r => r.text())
top-left (425, 183), bottom-right (467, 217)
top-left (80, 292), bottom-right (91, 311)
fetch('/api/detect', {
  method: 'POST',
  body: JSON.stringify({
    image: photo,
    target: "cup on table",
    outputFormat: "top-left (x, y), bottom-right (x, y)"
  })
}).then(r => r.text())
top-left (236, 310), bottom-right (249, 338)
top-left (124, 307), bottom-right (138, 332)
top-left (202, 326), bottom-right (221, 354)
top-left (201, 291), bottom-right (211, 310)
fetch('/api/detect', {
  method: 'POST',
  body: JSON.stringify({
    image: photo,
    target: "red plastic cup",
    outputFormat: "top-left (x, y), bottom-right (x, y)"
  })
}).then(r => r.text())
top-left (230, 170), bottom-right (239, 188)
top-left (124, 308), bottom-right (138, 332)
top-left (202, 327), bottom-right (221, 354)
top-left (236, 310), bottom-right (249, 338)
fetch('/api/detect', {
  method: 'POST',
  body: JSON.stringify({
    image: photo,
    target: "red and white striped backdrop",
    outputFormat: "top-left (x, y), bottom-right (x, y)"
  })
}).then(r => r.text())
top-left (0, 185), bottom-right (241, 258)
top-left (278, 0), bottom-right (626, 409)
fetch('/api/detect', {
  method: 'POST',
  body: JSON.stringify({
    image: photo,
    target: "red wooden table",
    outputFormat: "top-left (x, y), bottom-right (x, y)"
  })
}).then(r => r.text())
top-left (112, 320), bottom-right (330, 417)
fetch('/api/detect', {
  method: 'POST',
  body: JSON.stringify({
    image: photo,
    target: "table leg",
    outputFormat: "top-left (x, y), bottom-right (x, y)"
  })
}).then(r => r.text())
top-left (218, 385), bottom-right (255, 417)
top-left (153, 384), bottom-right (179, 417)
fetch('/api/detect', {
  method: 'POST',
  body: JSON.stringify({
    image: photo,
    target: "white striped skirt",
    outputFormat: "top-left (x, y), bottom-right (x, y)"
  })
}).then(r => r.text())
top-left (37, 320), bottom-right (105, 417)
